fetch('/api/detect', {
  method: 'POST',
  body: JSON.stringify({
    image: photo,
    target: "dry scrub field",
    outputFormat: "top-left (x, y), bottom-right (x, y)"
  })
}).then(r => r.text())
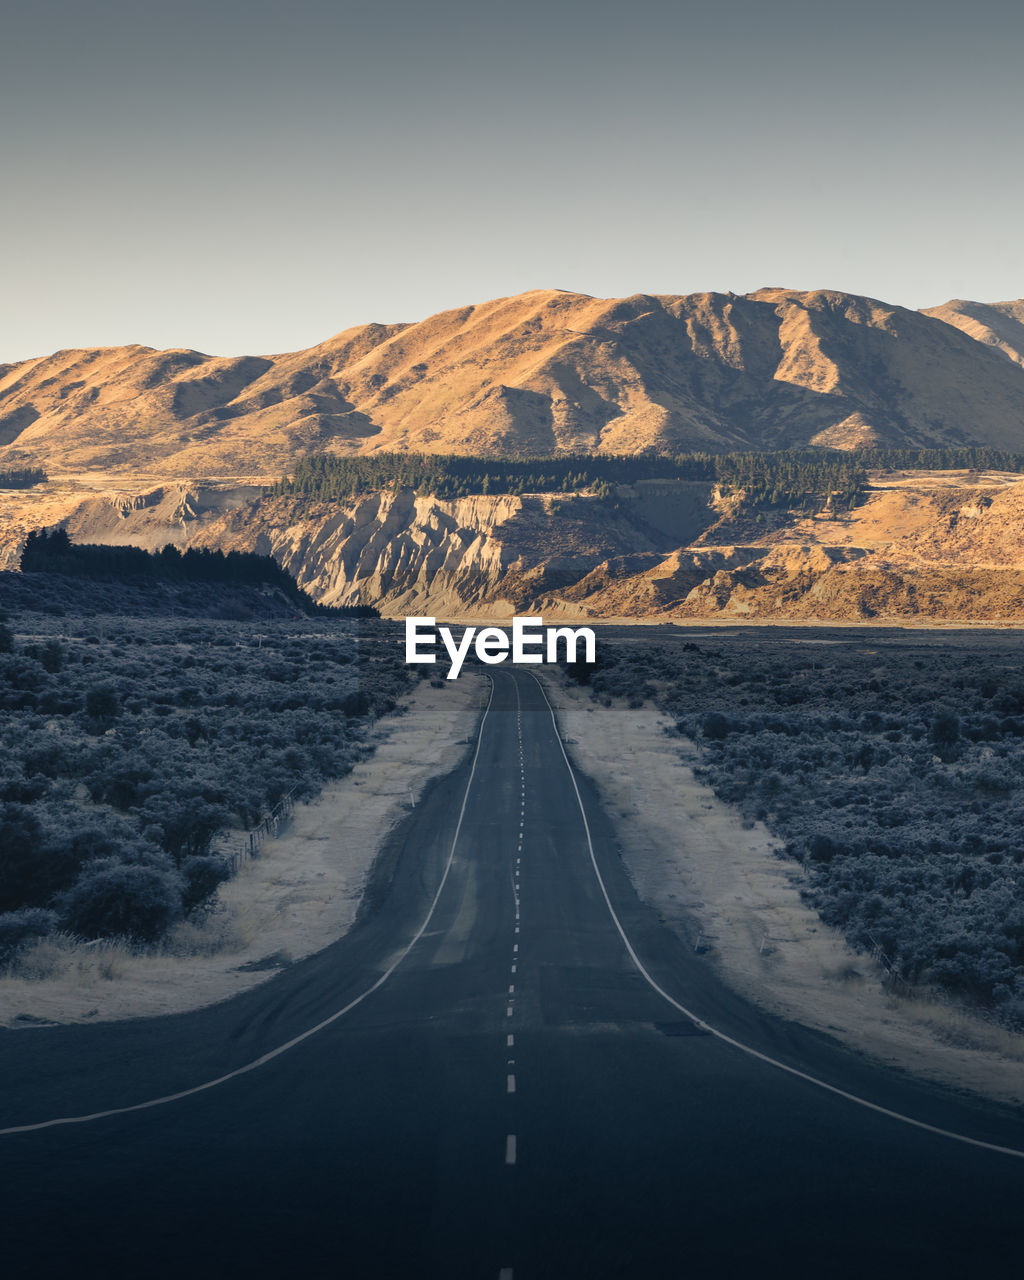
top-left (0, 604), bottom-right (416, 970)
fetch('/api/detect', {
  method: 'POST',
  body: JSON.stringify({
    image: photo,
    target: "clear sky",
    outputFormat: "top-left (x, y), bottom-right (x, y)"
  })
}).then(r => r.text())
top-left (3, 0), bottom-right (1022, 362)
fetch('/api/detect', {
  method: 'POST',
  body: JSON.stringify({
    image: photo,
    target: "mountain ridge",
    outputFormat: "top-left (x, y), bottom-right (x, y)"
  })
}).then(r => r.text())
top-left (919, 298), bottom-right (1024, 367)
top-left (2, 287), bottom-right (1023, 479)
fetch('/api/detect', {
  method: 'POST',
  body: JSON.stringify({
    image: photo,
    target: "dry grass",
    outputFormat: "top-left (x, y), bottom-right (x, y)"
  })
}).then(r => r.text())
top-left (159, 910), bottom-right (250, 959)
top-left (5, 934), bottom-right (134, 985)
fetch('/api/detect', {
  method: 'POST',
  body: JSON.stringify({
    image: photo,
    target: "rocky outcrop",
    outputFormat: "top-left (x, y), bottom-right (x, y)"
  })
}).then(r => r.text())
top-left (61, 484), bottom-right (261, 550)
top-left (193, 487), bottom-right (689, 615)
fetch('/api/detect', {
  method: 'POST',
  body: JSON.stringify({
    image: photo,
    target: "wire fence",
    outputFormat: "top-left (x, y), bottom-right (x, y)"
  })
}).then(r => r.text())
top-left (866, 933), bottom-right (914, 995)
top-left (217, 788), bottom-right (299, 875)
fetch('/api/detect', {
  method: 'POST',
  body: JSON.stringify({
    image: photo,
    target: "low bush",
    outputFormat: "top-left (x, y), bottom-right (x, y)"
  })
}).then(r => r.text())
top-left (58, 863), bottom-right (185, 942)
top-left (180, 855), bottom-right (232, 914)
top-left (0, 908), bottom-right (58, 964)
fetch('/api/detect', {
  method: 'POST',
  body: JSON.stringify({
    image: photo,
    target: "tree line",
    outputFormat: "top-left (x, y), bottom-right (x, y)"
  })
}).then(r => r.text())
top-left (713, 453), bottom-right (864, 511)
top-left (269, 447), bottom-right (1024, 513)
top-left (846, 446), bottom-right (1024, 473)
top-left (0, 467), bottom-right (47, 489)
top-left (18, 530), bottom-right (378, 618)
top-left (268, 452), bottom-right (708, 502)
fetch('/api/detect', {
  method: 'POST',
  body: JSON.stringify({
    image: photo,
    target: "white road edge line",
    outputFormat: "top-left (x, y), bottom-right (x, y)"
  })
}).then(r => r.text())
top-left (0, 678), bottom-right (501, 1138)
top-left (528, 671), bottom-right (1024, 1163)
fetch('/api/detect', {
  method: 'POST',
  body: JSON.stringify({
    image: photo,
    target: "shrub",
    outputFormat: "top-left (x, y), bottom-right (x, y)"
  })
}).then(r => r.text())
top-left (42, 640), bottom-right (63, 672)
top-left (702, 711), bottom-right (731, 740)
top-left (84, 684), bottom-right (120, 721)
top-left (58, 863), bottom-right (184, 942)
top-left (0, 609), bottom-right (414, 941)
top-left (137, 795), bottom-right (231, 862)
top-left (180, 855), bottom-right (232, 914)
top-left (342, 689), bottom-right (371, 717)
top-left (0, 802), bottom-right (49, 911)
top-left (930, 708), bottom-right (960, 755)
top-left (0, 908), bottom-right (58, 965)
top-left (591, 634), bottom-right (1024, 1021)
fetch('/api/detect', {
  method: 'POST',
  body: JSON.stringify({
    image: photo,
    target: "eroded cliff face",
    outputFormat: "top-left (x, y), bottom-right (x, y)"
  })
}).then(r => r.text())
top-left (238, 491), bottom-right (529, 614)
top-left (178, 471), bottom-right (1024, 623)
top-left (585, 475), bottom-right (1024, 623)
top-left (9, 472), bottom-right (1024, 624)
top-left (192, 487), bottom-right (689, 616)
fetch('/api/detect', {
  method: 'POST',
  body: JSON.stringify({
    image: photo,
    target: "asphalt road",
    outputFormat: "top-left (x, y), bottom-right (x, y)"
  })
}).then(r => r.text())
top-left (2, 666), bottom-right (1023, 1279)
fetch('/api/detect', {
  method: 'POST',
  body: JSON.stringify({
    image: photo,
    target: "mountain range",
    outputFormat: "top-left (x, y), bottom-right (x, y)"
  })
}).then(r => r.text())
top-left (4, 286), bottom-right (1024, 624)
top-left (2, 287), bottom-right (1024, 479)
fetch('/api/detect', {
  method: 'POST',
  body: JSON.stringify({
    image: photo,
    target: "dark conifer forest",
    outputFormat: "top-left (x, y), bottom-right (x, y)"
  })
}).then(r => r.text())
top-left (18, 530), bottom-right (378, 618)
top-left (0, 468), bottom-right (47, 489)
top-left (269, 447), bottom-right (1024, 510)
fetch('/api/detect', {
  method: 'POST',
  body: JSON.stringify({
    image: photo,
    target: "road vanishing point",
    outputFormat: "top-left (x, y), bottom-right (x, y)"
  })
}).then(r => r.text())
top-left (1, 668), bottom-right (1023, 1279)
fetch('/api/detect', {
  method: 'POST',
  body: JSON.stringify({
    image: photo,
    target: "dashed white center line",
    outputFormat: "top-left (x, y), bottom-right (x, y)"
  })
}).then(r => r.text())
top-left (508, 984), bottom-right (515, 994)
top-left (507, 1074), bottom-right (516, 1094)
top-left (506, 1006), bottom-right (514, 1017)
top-left (505, 1134), bottom-right (517, 1165)
top-left (499, 1269), bottom-right (514, 1280)
top-left (511, 963), bottom-right (517, 973)
top-left (513, 943), bottom-right (518, 953)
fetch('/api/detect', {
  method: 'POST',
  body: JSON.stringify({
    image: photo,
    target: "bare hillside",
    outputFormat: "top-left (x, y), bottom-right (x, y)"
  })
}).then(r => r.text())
top-left (3, 288), bottom-right (1024, 478)
top-left (921, 298), bottom-right (1024, 368)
